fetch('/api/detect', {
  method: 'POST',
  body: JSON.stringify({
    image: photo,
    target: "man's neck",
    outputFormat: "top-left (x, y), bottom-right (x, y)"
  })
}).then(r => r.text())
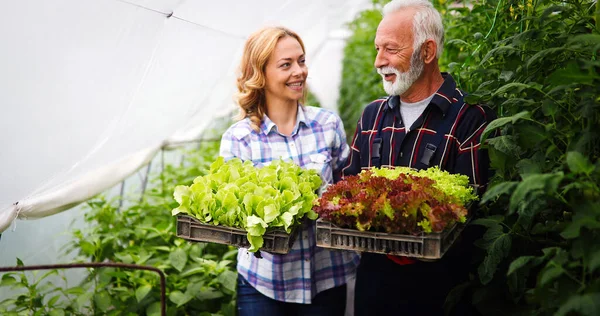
top-left (400, 65), bottom-right (444, 103)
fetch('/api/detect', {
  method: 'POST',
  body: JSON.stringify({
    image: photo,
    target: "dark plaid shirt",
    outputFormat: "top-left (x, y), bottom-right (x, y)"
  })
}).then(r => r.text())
top-left (342, 73), bottom-right (495, 187)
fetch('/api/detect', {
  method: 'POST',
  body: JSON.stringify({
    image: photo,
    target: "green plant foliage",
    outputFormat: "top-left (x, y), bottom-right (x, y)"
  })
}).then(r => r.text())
top-left (338, 0), bottom-right (389, 138)
top-left (339, 0), bottom-right (600, 314)
top-left (0, 141), bottom-right (238, 315)
top-left (172, 157), bottom-right (322, 252)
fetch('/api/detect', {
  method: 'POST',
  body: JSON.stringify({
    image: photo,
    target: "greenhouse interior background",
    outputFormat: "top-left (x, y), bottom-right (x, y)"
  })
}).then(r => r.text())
top-left (1, 0), bottom-right (599, 315)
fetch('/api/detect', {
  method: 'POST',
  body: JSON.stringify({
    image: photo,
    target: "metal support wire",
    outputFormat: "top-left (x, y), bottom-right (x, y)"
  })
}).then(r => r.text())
top-left (139, 161), bottom-right (152, 203)
top-left (0, 262), bottom-right (167, 316)
top-left (117, 179), bottom-right (126, 212)
top-left (160, 148), bottom-right (166, 196)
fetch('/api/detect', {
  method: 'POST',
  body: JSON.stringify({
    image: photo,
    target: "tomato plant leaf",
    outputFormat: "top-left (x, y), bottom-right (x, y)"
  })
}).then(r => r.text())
top-left (169, 248), bottom-right (188, 272)
top-left (136, 284), bottom-right (152, 303)
top-left (566, 151), bottom-right (595, 175)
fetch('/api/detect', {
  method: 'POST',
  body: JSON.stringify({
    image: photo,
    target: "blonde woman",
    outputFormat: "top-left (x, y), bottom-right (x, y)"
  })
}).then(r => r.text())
top-left (219, 26), bottom-right (359, 315)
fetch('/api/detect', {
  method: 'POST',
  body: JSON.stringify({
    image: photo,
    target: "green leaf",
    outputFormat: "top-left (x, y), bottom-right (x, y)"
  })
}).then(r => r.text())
top-left (480, 182), bottom-right (518, 204)
top-left (48, 310), bottom-right (66, 316)
top-left (566, 34), bottom-right (600, 46)
top-left (566, 151), bottom-right (595, 175)
top-left (561, 202), bottom-right (600, 239)
top-left (169, 290), bottom-right (193, 307)
top-left (136, 284), bottom-right (152, 303)
top-left (246, 215), bottom-right (267, 236)
top-left (548, 62), bottom-right (594, 86)
top-left (539, 263), bottom-right (564, 287)
top-left (478, 228), bottom-right (511, 285)
top-left (76, 291), bottom-right (94, 309)
top-left (555, 293), bottom-right (600, 316)
top-left (486, 136), bottom-right (521, 156)
top-left (47, 295), bottom-right (60, 307)
top-left (499, 70), bottom-right (514, 82)
top-left (173, 185), bottom-right (191, 206)
top-left (217, 270), bottom-right (237, 293)
top-left (196, 288), bottom-right (225, 300)
top-left (169, 248), bottom-right (188, 272)
top-left (471, 218), bottom-right (505, 228)
top-left (493, 83), bottom-right (534, 97)
top-left (280, 212), bottom-right (294, 232)
top-left (589, 249), bottom-right (600, 273)
top-left (114, 253), bottom-right (134, 264)
top-left (515, 124), bottom-right (547, 148)
top-left (94, 292), bottom-right (112, 312)
top-left (480, 46), bottom-right (521, 65)
top-left (306, 209), bottom-right (318, 220)
top-left (526, 47), bottom-right (567, 69)
top-left (33, 269), bottom-right (58, 287)
top-left (64, 286), bottom-right (86, 295)
top-left (0, 275), bottom-right (18, 287)
top-left (507, 256), bottom-right (536, 276)
top-left (152, 246), bottom-right (172, 252)
top-left (146, 302), bottom-right (161, 316)
top-left (263, 203), bottom-right (279, 224)
top-left (247, 234), bottom-right (264, 252)
top-left (180, 267), bottom-right (205, 278)
top-left (509, 173), bottom-right (564, 214)
top-left (500, 98), bottom-right (536, 109)
top-left (515, 158), bottom-right (542, 176)
top-left (482, 111), bottom-right (530, 141)
top-left (210, 156), bottom-right (225, 173)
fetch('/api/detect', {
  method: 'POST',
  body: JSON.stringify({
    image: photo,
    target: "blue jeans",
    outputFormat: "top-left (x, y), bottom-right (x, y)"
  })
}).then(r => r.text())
top-left (237, 274), bottom-right (347, 316)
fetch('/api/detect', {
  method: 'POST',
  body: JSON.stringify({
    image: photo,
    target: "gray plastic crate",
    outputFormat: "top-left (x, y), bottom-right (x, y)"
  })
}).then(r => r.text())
top-left (176, 215), bottom-right (297, 254)
top-left (315, 219), bottom-right (468, 259)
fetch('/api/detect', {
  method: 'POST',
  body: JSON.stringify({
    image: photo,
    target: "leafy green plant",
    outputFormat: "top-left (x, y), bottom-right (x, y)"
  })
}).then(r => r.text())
top-left (1, 141), bottom-right (238, 315)
top-left (0, 259), bottom-right (87, 315)
top-left (172, 157), bottom-right (322, 252)
top-left (441, 0), bottom-right (600, 314)
top-left (68, 141), bottom-right (237, 315)
top-left (339, 0), bottom-right (600, 314)
top-left (314, 168), bottom-right (473, 234)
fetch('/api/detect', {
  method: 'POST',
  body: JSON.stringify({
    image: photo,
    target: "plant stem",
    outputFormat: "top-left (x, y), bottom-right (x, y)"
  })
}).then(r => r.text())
top-left (550, 260), bottom-right (584, 287)
top-left (596, 0), bottom-right (600, 30)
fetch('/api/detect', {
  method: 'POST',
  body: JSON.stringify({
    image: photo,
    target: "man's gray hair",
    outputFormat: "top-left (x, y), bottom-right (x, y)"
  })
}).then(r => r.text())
top-left (382, 0), bottom-right (444, 58)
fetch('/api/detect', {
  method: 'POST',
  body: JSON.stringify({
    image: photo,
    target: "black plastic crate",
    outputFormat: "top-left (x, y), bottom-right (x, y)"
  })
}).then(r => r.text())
top-left (176, 215), bottom-right (297, 254)
top-left (315, 219), bottom-right (468, 259)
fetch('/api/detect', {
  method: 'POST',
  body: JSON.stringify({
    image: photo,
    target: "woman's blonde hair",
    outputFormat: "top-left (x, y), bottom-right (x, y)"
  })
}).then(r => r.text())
top-left (235, 26), bottom-right (306, 132)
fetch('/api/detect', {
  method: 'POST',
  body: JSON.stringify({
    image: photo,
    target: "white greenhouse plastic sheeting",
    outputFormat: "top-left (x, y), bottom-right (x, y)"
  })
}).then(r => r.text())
top-left (0, 0), bottom-right (372, 257)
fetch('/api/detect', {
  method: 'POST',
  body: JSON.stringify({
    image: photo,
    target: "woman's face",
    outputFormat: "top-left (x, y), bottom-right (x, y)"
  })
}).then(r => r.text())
top-left (264, 36), bottom-right (307, 105)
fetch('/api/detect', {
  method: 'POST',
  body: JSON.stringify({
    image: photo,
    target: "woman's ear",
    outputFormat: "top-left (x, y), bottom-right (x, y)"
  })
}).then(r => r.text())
top-left (422, 39), bottom-right (437, 64)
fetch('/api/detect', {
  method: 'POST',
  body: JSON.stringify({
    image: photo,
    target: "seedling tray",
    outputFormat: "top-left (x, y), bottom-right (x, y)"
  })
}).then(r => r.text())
top-left (176, 215), bottom-right (297, 254)
top-left (315, 218), bottom-right (468, 259)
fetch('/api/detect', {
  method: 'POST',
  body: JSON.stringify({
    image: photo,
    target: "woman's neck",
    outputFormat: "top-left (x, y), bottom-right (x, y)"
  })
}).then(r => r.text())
top-left (265, 99), bottom-right (298, 136)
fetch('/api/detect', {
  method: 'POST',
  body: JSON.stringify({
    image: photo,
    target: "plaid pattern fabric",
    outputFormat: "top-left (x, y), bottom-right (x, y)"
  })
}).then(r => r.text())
top-left (342, 73), bottom-right (496, 187)
top-left (219, 105), bottom-right (360, 304)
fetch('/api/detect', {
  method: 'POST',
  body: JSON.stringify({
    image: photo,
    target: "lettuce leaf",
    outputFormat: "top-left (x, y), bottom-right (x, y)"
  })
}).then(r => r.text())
top-left (172, 158), bottom-right (322, 252)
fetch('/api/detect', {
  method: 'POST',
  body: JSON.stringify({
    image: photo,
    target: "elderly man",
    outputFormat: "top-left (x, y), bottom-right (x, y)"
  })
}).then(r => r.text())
top-left (342, 0), bottom-right (496, 315)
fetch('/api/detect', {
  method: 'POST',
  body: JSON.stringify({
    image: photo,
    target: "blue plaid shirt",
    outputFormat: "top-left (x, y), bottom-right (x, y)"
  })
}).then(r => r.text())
top-left (219, 105), bottom-right (360, 304)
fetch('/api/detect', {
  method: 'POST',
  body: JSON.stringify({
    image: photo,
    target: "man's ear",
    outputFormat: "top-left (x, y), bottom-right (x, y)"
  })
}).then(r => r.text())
top-left (422, 39), bottom-right (437, 64)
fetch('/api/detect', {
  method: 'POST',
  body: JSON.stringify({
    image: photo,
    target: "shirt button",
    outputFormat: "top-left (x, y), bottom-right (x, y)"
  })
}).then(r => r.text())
top-left (290, 143), bottom-right (295, 147)
top-left (400, 152), bottom-right (403, 158)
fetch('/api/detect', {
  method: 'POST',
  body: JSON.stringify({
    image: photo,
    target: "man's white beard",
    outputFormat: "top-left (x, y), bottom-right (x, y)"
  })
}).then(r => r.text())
top-left (378, 51), bottom-right (424, 96)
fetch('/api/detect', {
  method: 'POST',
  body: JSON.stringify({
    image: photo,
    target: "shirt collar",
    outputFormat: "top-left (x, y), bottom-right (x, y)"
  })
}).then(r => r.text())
top-left (260, 103), bottom-right (307, 136)
top-left (386, 72), bottom-right (457, 115)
